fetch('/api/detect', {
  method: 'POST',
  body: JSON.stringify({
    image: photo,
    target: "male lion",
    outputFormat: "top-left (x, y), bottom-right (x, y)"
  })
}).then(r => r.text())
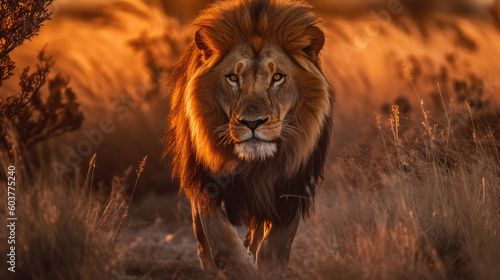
top-left (164, 0), bottom-right (333, 279)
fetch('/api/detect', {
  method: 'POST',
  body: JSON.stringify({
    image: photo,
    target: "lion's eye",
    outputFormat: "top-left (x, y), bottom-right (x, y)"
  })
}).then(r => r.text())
top-left (227, 74), bottom-right (239, 83)
top-left (272, 73), bottom-right (284, 82)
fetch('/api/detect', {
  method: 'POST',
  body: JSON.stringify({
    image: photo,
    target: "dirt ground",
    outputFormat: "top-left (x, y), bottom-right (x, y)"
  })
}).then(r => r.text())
top-left (115, 193), bottom-right (329, 280)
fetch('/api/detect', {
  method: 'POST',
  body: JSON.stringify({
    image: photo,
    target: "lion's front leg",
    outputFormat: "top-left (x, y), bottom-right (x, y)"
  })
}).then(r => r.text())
top-left (244, 223), bottom-right (264, 260)
top-left (197, 203), bottom-right (259, 280)
top-left (256, 212), bottom-right (300, 280)
top-left (192, 205), bottom-right (218, 274)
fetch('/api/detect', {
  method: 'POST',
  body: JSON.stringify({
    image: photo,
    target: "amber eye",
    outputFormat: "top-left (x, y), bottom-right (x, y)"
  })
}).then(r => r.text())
top-left (228, 74), bottom-right (239, 83)
top-left (272, 73), bottom-right (284, 82)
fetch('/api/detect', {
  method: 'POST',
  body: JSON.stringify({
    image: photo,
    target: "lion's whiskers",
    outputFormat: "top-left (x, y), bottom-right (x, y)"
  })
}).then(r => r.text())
top-left (280, 121), bottom-right (299, 146)
top-left (214, 124), bottom-right (234, 146)
top-left (214, 121), bottom-right (300, 147)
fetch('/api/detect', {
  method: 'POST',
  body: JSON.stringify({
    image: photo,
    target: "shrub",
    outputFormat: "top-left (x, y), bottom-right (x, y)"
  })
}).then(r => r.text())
top-left (0, 0), bottom-right (53, 86)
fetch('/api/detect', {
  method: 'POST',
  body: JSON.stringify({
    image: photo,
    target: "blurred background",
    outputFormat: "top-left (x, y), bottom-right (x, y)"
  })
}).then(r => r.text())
top-left (2, 1), bottom-right (500, 279)
top-left (3, 0), bottom-right (500, 196)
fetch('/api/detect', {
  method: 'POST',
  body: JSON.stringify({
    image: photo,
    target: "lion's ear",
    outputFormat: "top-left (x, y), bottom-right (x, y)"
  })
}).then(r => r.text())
top-left (303, 26), bottom-right (325, 60)
top-left (195, 29), bottom-right (213, 60)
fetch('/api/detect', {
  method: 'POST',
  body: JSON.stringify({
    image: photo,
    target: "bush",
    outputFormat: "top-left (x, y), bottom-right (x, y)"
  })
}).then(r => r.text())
top-left (0, 0), bottom-right (53, 86)
top-left (0, 0), bottom-right (84, 157)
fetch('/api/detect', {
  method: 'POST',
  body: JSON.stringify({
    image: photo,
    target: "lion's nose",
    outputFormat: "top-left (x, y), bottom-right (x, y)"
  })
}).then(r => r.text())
top-left (238, 117), bottom-right (269, 131)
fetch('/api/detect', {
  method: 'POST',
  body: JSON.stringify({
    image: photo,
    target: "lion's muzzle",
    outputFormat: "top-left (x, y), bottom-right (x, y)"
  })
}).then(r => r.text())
top-left (235, 116), bottom-right (269, 141)
top-left (230, 102), bottom-right (279, 161)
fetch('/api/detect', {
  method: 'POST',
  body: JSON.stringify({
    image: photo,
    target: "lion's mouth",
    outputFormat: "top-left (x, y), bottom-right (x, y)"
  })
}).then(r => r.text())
top-left (236, 137), bottom-right (274, 144)
top-left (234, 139), bottom-right (277, 161)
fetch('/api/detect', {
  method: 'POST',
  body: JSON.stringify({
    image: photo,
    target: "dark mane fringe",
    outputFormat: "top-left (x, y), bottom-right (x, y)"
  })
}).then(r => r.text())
top-left (163, 43), bottom-right (213, 208)
top-left (164, 0), bottom-right (334, 229)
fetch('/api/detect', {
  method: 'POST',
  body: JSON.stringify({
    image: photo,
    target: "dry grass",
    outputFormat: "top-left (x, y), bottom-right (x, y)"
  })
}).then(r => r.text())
top-left (0, 136), bottom-right (148, 280)
top-left (290, 81), bottom-right (500, 280)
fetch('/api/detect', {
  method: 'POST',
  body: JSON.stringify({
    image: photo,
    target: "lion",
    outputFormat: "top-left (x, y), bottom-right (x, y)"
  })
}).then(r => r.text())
top-left (164, 0), bottom-right (333, 279)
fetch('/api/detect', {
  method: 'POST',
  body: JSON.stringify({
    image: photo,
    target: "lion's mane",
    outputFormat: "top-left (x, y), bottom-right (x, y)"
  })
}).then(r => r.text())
top-left (164, 0), bottom-right (334, 229)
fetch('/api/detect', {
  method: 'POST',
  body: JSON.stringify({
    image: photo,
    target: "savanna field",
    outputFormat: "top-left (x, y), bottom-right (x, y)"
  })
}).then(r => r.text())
top-left (1, 0), bottom-right (500, 279)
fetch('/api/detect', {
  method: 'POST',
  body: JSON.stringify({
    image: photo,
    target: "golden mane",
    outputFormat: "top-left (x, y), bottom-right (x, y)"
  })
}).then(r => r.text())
top-left (164, 0), bottom-right (333, 228)
top-left (194, 0), bottom-right (324, 66)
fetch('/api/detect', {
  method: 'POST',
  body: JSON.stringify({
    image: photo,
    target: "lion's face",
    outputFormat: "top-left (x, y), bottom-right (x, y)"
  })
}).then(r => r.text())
top-left (214, 44), bottom-right (299, 161)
